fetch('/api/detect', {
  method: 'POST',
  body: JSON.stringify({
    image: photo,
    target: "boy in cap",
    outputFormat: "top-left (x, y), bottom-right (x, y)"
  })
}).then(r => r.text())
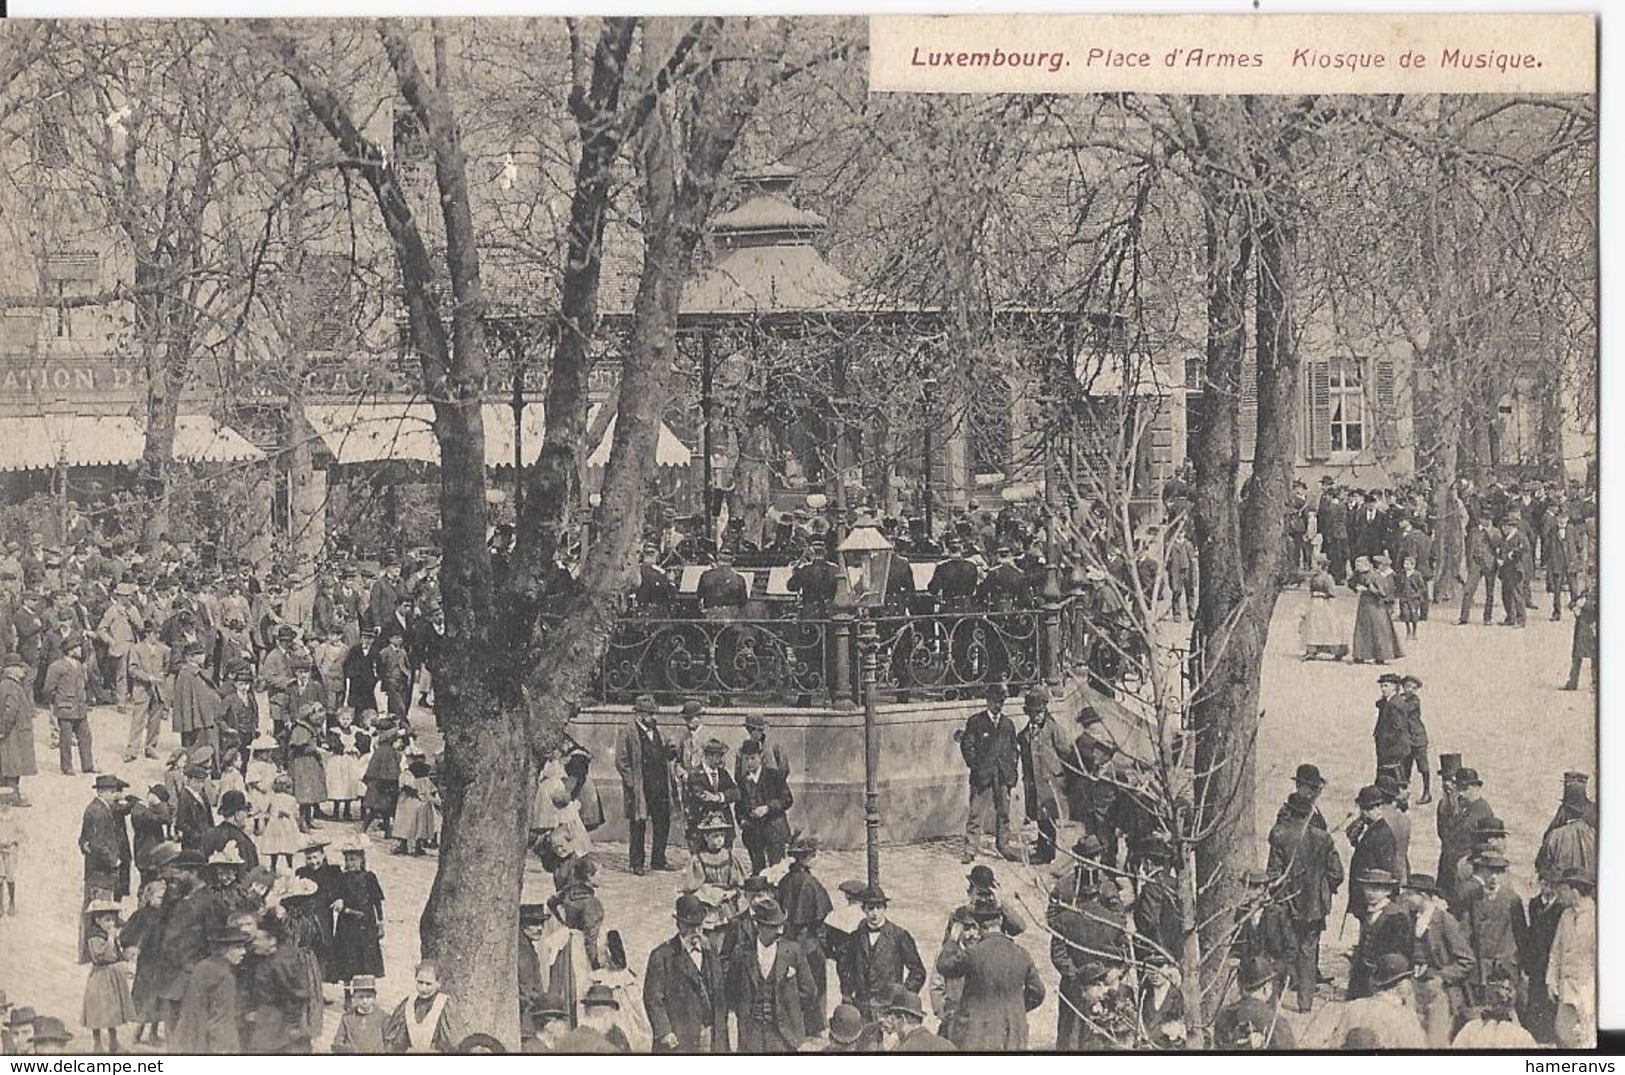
top-left (329, 974), bottom-right (386, 1053)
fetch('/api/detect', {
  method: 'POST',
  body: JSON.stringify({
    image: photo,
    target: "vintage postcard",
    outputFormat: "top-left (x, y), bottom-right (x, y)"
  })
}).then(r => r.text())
top-left (0, 12), bottom-right (1597, 1054)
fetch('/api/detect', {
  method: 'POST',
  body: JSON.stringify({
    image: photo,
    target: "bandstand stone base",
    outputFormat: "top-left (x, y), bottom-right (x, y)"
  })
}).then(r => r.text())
top-left (568, 675), bottom-right (1147, 849)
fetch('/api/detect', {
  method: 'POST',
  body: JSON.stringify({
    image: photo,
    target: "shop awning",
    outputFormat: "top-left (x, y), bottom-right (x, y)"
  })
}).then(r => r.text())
top-left (305, 402), bottom-right (554, 469)
top-left (585, 414), bottom-right (694, 469)
top-left (306, 401), bottom-right (688, 470)
top-left (0, 414), bottom-right (264, 473)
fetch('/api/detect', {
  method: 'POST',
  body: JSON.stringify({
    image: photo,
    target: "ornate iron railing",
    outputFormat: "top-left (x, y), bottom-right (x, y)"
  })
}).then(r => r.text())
top-left (596, 615), bottom-right (829, 704)
top-left (866, 609), bottom-right (1044, 701)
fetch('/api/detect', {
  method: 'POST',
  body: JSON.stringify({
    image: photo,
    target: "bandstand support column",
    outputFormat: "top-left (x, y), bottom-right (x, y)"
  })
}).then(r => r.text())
top-left (858, 617), bottom-right (881, 888)
top-left (830, 610), bottom-right (856, 710)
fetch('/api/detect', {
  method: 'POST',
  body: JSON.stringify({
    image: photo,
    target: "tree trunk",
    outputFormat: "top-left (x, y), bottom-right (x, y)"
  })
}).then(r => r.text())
top-left (419, 691), bottom-right (534, 1037)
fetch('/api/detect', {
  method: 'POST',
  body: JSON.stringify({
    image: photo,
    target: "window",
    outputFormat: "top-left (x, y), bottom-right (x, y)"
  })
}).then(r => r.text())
top-left (1329, 359), bottom-right (1364, 452)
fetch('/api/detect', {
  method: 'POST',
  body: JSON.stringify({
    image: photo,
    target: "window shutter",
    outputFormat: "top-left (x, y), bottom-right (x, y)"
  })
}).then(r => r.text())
top-left (1374, 357), bottom-right (1397, 457)
top-left (1239, 346), bottom-right (1258, 462)
top-left (1305, 359), bottom-right (1331, 460)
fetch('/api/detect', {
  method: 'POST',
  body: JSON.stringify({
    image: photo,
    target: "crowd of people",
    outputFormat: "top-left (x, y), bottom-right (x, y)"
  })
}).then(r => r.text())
top-left (0, 461), bottom-right (1598, 1054)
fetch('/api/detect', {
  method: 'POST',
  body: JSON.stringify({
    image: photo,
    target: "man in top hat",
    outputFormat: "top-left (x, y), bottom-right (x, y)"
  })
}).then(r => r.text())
top-left (777, 833), bottom-right (832, 1034)
top-left (1436, 765), bottom-right (1495, 907)
top-left (959, 683), bottom-right (1021, 864)
top-left (45, 633), bottom-right (94, 775)
top-left (727, 897), bottom-right (816, 1053)
top-left (1403, 873), bottom-right (1475, 1046)
top-left (1338, 952), bottom-right (1428, 1048)
top-left (79, 773), bottom-right (132, 961)
top-left (1214, 956), bottom-right (1296, 1050)
top-left (124, 619), bottom-right (170, 763)
top-left (936, 896), bottom-right (1043, 1050)
top-left (881, 984), bottom-right (955, 1052)
top-left (616, 695), bottom-right (676, 875)
top-left (169, 924), bottom-right (251, 1053)
top-left (1546, 771), bottom-right (1597, 834)
top-left (684, 736), bottom-right (737, 850)
top-left (838, 884), bottom-right (927, 1025)
top-left (0, 652), bottom-right (36, 806)
top-left (1016, 686), bottom-right (1069, 865)
top-left (644, 893), bottom-right (728, 1053)
top-left (1496, 513), bottom-right (1530, 627)
top-left (736, 740), bottom-right (793, 872)
top-left (199, 789), bottom-right (260, 871)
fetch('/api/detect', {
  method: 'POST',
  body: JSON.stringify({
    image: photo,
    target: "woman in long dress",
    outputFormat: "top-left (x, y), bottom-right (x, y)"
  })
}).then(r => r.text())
top-left (1350, 554), bottom-right (1403, 664)
top-left (1298, 554), bottom-right (1347, 660)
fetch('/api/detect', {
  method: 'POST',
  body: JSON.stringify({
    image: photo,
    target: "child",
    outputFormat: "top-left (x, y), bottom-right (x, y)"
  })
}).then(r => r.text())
top-left (330, 838), bottom-right (385, 1004)
top-left (324, 708), bottom-right (369, 822)
top-left (82, 900), bottom-right (136, 1053)
top-left (260, 774), bottom-right (303, 870)
top-left (684, 813), bottom-right (746, 920)
top-left (314, 629), bottom-right (349, 714)
top-left (382, 961), bottom-right (465, 1054)
top-left (1396, 554), bottom-right (1426, 640)
top-left (329, 974), bottom-right (386, 1053)
top-left (121, 879), bottom-right (167, 1047)
top-left (0, 800), bottom-right (20, 915)
top-left (215, 751), bottom-right (246, 803)
top-left (376, 631), bottom-right (412, 720)
top-left (360, 730), bottom-right (401, 837)
top-left (289, 702), bottom-right (329, 828)
top-left (392, 750), bottom-right (438, 856)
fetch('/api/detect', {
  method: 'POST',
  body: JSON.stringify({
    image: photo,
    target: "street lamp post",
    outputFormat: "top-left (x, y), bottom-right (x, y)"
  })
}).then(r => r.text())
top-left (858, 616), bottom-right (881, 888)
top-left (922, 375), bottom-right (937, 540)
top-left (837, 516), bottom-right (896, 890)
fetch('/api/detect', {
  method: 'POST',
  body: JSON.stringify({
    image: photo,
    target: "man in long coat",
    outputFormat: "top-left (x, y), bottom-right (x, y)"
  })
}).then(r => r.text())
top-left (1016, 686), bottom-right (1071, 865)
top-left (644, 894), bottom-right (728, 1053)
top-left (1458, 516), bottom-right (1501, 625)
top-left (0, 652), bottom-right (36, 805)
top-left (171, 643), bottom-right (220, 759)
top-left (45, 635), bottom-right (93, 775)
top-left (125, 623), bottom-right (170, 763)
top-left (959, 684), bottom-right (1020, 863)
top-left (616, 695), bottom-right (675, 875)
top-left (80, 773), bottom-right (132, 962)
top-left (1436, 767), bottom-right (1495, 907)
top-left (936, 902), bottom-right (1044, 1051)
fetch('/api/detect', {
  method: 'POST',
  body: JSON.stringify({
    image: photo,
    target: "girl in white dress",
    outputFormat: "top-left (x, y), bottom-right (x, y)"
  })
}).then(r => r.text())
top-left (324, 709), bottom-right (369, 821)
top-left (260, 773), bottom-right (304, 870)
